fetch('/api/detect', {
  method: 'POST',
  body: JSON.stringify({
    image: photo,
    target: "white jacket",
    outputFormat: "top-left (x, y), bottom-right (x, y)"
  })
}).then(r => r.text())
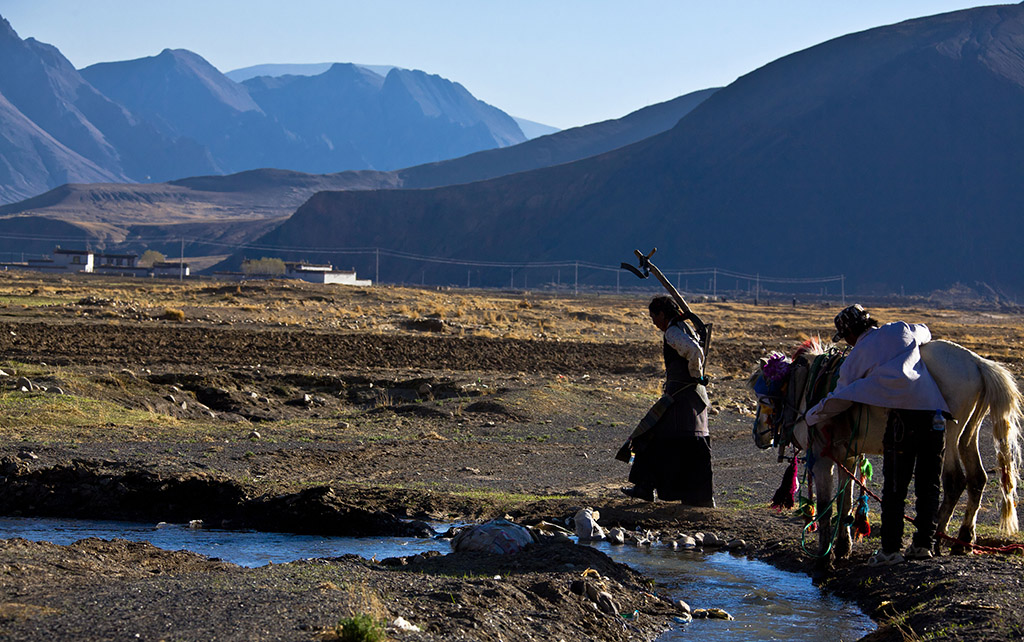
top-left (805, 321), bottom-right (949, 426)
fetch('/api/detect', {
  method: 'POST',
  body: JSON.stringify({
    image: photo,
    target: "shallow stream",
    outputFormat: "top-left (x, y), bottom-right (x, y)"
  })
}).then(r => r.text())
top-left (0, 517), bottom-right (874, 641)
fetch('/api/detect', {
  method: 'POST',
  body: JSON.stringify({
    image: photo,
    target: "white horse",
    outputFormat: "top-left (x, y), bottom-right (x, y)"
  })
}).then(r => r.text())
top-left (747, 338), bottom-right (1022, 567)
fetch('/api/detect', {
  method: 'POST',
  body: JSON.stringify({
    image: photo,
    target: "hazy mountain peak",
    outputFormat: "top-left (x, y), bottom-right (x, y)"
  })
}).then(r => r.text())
top-left (82, 48), bottom-right (261, 122)
top-left (0, 15), bottom-right (18, 41)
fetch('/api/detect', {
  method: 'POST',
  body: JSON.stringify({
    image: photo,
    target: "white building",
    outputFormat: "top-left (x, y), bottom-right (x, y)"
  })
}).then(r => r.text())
top-left (151, 261), bottom-right (190, 278)
top-left (53, 248), bottom-right (94, 272)
top-left (284, 262), bottom-right (371, 286)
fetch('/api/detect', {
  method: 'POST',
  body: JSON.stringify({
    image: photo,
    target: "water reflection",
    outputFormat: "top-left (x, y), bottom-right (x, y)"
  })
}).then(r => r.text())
top-left (589, 543), bottom-right (873, 641)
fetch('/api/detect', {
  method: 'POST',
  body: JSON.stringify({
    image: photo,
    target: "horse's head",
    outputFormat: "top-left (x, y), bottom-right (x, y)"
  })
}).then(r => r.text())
top-left (746, 338), bottom-right (824, 450)
top-left (747, 353), bottom-right (792, 449)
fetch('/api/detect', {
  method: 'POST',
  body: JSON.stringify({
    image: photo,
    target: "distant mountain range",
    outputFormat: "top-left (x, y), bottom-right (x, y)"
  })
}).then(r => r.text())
top-left (0, 14), bottom-right (529, 204)
top-left (209, 4), bottom-right (1024, 297)
top-left (0, 89), bottom-right (715, 262)
top-left (225, 62), bottom-right (561, 140)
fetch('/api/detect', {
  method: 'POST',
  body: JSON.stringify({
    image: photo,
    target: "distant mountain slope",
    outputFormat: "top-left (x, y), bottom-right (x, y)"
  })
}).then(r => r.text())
top-left (81, 49), bottom-right (298, 174)
top-left (216, 4), bottom-right (1024, 296)
top-left (243, 65), bottom-right (526, 171)
top-left (0, 90), bottom-right (122, 204)
top-left (81, 50), bottom-right (526, 175)
top-left (0, 11), bottom-right (536, 204)
top-left (390, 88), bottom-right (717, 189)
top-left (225, 63), bottom-right (339, 82)
top-left (0, 17), bottom-right (216, 202)
top-left (514, 117), bottom-right (560, 140)
top-left (0, 87), bottom-right (712, 247)
top-left (225, 62), bottom-right (395, 83)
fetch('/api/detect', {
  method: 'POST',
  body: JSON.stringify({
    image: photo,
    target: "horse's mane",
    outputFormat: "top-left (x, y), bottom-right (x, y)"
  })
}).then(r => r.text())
top-left (792, 336), bottom-right (824, 360)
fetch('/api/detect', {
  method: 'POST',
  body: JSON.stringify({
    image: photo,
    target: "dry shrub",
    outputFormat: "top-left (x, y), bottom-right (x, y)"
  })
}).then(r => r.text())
top-left (162, 308), bottom-right (185, 322)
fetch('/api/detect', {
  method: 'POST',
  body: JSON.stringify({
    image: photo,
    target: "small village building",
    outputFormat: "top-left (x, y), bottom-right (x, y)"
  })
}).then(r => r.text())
top-left (283, 262), bottom-right (371, 286)
top-left (53, 248), bottom-right (94, 272)
top-left (151, 261), bottom-right (190, 278)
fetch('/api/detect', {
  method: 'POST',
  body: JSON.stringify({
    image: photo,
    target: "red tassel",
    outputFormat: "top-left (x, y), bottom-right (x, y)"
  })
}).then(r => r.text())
top-left (770, 458), bottom-right (800, 512)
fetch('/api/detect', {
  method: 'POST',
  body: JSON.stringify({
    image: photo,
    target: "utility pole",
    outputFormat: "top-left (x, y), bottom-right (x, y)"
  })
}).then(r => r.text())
top-left (375, 248), bottom-right (380, 285)
top-left (179, 237), bottom-right (184, 281)
top-left (574, 261), bottom-right (578, 297)
top-left (841, 275), bottom-right (846, 306)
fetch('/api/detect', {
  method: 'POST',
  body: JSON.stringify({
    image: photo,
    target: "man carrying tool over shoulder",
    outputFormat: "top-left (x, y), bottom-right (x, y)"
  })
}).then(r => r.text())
top-left (618, 249), bottom-right (715, 507)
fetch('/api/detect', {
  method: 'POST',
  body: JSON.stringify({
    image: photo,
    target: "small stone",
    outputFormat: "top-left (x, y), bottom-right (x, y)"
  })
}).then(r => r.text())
top-left (607, 527), bottom-right (626, 545)
top-left (676, 599), bottom-right (691, 615)
top-left (15, 377), bottom-right (32, 391)
top-left (703, 533), bottom-right (723, 548)
top-left (727, 538), bottom-right (747, 551)
top-left (188, 520), bottom-right (204, 529)
top-left (679, 535), bottom-right (697, 549)
top-left (248, 431), bottom-right (261, 440)
top-left (596, 591), bottom-right (618, 615)
top-left (165, 395), bottom-right (176, 404)
top-left (47, 386), bottom-right (64, 395)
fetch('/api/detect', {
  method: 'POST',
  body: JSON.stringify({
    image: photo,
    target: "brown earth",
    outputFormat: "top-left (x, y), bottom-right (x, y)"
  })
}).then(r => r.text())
top-left (1, 273), bottom-right (1024, 640)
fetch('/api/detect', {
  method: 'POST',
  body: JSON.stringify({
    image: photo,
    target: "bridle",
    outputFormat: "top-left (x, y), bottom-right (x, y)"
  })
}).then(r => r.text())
top-left (754, 384), bottom-right (789, 449)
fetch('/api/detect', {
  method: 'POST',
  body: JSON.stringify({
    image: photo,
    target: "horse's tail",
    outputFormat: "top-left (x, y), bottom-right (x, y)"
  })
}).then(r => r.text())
top-left (978, 356), bottom-right (1023, 534)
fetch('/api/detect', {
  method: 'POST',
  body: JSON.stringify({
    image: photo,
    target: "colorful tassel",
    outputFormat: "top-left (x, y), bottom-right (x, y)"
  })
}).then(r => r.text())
top-left (859, 458), bottom-right (874, 482)
top-left (853, 494), bottom-right (871, 539)
top-left (770, 458), bottom-right (800, 511)
top-left (797, 496), bottom-right (817, 532)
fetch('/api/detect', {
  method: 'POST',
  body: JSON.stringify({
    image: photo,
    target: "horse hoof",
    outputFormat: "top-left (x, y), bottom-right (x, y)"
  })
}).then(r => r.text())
top-left (950, 544), bottom-right (971, 556)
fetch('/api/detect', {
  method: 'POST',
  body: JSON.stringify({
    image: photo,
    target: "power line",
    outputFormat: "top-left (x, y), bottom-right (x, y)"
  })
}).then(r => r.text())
top-left (0, 230), bottom-right (845, 288)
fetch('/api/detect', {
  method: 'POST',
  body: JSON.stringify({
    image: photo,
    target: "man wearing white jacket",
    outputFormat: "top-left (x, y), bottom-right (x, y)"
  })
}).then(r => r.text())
top-left (806, 304), bottom-right (947, 566)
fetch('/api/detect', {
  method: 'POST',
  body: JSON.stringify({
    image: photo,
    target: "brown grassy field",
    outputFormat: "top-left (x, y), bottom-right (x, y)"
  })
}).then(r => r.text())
top-left (2, 270), bottom-right (1024, 640)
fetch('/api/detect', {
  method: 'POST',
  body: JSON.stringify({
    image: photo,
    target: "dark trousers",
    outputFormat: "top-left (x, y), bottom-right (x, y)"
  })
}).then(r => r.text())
top-left (881, 409), bottom-right (945, 553)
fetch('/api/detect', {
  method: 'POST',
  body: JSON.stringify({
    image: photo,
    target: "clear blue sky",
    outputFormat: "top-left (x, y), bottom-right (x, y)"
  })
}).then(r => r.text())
top-left (2, 1), bottom-right (1002, 130)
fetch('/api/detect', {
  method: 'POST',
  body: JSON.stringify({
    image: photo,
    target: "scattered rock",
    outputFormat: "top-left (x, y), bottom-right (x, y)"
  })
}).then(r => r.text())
top-left (596, 591), bottom-right (618, 615)
top-left (692, 608), bottom-right (734, 620)
top-left (727, 538), bottom-right (747, 552)
top-left (607, 527), bottom-right (626, 546)
top-left (392, 617), bottom-right (421, 632)
top-left (15, 377), bottom-right (32, 391)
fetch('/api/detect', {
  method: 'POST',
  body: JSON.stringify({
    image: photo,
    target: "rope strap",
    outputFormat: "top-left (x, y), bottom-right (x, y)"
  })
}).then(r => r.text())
top-left (832, 458), bottom-right (1024, 555)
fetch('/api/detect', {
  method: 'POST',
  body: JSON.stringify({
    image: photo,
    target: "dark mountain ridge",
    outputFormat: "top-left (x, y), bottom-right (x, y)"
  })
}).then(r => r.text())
top-left (217, 4), bottom-right (1024, 296)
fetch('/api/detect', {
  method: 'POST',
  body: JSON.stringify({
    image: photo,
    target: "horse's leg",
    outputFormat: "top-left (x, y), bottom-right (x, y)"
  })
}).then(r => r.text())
top-left (935, 415), bottom-right (971, 555)
top-left (834, 458), bottom-right (855, 559)
top-left (814, 458), bottom-right (836, 575)
top-left (953, 413), bottom-right (988, 554)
